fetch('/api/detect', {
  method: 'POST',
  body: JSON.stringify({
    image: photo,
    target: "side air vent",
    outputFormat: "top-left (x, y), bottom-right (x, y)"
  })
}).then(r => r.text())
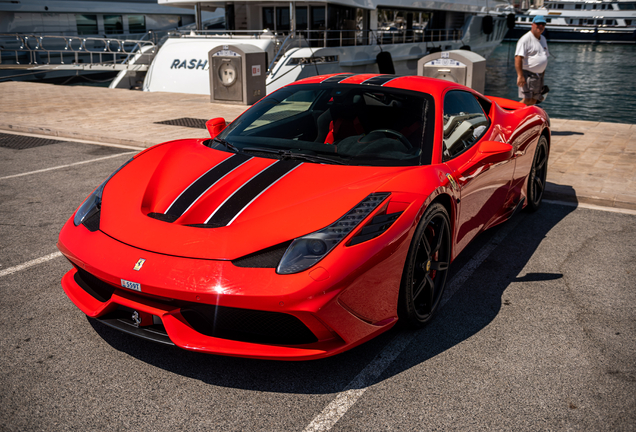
top-left (148, 212), bottom-right (179, 223)
top-left (82, 211), bottom-right (101, 232)
top-left (180, 304), bottom-right (318, 345)
top-left (348, 212), bottom-right (402, 246)
top-left (73, 266), bottom-right (116, 302)
top-left (232, 241), bottom-right (292, 268)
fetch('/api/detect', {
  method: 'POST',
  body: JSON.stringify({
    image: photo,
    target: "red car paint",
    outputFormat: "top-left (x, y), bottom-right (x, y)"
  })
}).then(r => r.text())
top-left (58, 75), bottom-right (550, 360)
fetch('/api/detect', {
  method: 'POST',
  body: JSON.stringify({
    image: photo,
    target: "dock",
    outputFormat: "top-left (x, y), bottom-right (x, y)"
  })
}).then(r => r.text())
top-left (1, 81), bottom-right (635, 210)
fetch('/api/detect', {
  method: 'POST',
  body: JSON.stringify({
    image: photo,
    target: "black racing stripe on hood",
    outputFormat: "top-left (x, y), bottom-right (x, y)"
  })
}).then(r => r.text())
top-left (205, 160), bottom-right (302, 227)
top-left (165, 153), bottom-right (252, 217)
top-left (321, 73), bottom-right (354, 83)
top-left (361, 75), bottom-right (398, 86)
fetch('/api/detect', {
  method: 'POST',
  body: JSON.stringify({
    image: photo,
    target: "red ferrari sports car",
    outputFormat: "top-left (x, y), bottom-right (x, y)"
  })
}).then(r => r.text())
top-left (58, 74), bottom-right (550, 360)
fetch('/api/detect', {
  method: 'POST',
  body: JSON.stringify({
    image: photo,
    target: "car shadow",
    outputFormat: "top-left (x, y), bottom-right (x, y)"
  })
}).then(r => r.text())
top-left (89, 201), bottom-right (576, 395)
top-left (551, 131), bottom-right (584, 136)
top-left (545, 182), bottom-right (579, 204)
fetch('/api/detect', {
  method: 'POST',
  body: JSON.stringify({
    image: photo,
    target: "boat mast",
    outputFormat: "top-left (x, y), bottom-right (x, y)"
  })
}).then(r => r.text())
top-left (290, 2), bottom-right (295, 33)
top-left (194, 2), bottom-right (203, 30)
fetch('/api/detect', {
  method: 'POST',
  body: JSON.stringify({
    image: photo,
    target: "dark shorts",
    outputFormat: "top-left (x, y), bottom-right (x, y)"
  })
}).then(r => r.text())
top-left (518, 70), bottom-right (545, 101)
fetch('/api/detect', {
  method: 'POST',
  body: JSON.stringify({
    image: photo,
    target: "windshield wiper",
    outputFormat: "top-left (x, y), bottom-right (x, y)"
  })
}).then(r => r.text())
top-left (211, 137), bottom-right (240, 153)
top-left (283, 152), bottom-right (345, 165)
top-left (242, 147), bottom-right (344, 165)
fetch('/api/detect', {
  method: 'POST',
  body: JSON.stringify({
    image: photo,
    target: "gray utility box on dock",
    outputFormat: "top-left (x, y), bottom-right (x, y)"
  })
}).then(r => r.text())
top-left (208, 44), bottom-right (266, 105)
top-left (417, 50), bottom-right (486, 94)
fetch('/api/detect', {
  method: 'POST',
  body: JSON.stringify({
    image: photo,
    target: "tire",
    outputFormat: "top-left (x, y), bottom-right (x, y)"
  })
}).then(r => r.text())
top-left (398, 203), bottom-right (451, 328)
top-left (527, 135), bottom-right (549, 212)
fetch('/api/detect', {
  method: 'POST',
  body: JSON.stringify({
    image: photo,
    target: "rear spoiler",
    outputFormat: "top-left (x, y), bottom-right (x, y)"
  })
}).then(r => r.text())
top-left (486, 96), bottom-right (525, 111)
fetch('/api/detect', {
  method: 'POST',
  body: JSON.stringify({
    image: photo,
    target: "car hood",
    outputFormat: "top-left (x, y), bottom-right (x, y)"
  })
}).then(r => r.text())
top-left (99, 140), bottom-right (416, 260)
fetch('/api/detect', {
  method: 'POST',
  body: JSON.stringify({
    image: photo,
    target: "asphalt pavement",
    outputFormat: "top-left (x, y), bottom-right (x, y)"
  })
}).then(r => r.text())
top-left (0, 134), bottom-right (634, 431)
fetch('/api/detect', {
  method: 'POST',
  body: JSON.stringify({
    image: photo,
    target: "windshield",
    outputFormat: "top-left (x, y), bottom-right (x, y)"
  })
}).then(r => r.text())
top-left (213, 83), bottom-right (434, 167)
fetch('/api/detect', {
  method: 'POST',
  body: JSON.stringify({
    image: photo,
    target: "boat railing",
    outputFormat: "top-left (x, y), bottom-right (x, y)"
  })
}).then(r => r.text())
top-left (0, 33), bottom-right (157, 70)
top-left (167, 27), bottom-right (463, 47)
top-left (168, 29), bottom-right (285, 39)
top-left (168, 27), bottom-right (462, 73)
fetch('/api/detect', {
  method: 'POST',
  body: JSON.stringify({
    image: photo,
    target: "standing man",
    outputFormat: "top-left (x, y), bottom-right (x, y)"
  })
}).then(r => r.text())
top-left (515, 15), bottom-right (549, 106)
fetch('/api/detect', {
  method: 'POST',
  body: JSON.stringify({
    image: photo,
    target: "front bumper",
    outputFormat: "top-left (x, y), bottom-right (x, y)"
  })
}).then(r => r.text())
top-left (57, 217), bottom-right (408, 360)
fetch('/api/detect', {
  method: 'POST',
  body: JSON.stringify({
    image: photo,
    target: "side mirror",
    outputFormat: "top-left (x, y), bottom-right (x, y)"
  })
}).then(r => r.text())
top-left (206, 117), bottom-right (227, 139)
top-left (475, 140), bottom-right (513, 166)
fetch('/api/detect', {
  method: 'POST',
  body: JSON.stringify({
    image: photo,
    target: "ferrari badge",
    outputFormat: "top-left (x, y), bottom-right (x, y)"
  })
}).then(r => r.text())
top-left (133, 258), bottom-right (146, 271)
top-left (446, 174), bottom-right (458, 191)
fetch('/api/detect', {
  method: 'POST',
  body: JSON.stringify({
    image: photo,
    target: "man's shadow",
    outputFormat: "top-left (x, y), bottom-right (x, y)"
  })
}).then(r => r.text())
top-left (89, 201), bottom-right (575, 395)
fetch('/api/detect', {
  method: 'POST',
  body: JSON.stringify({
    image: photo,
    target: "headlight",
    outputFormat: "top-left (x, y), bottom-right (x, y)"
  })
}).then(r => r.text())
top-left (73, 159), bottom-right (133, 227)
top-left (276, 193), bottom-right (390, 274)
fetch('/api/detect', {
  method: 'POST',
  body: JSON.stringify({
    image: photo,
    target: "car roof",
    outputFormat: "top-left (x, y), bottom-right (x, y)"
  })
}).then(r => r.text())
top-left (290, 73), bottom-right (472, 98)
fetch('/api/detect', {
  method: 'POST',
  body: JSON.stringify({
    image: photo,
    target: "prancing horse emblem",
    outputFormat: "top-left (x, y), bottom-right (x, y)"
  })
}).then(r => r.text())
top-left (133, 258), bottom-right (146, 271)
top-left (131, 311), bottom-right (142, 327)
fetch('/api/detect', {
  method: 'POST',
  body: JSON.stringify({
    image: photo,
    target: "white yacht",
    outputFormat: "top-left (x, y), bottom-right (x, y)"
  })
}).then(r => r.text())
top-left (1, 0), bottom-right (514, 94)
top-left (136, 0), bottom-right (513, 95)
top-left (508, 0), bottom-right (636, 43)
top-left (0, 0), bottom-right (224, 82)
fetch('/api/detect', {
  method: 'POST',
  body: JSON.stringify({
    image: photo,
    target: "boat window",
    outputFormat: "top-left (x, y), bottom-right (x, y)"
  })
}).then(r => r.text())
top-left (104, 15), bottom-right (123, 34)
top-left (215, 84), bottom-right (435, 167)
top-left (442, 91), bottom-right (490, 162)
top-left (128, 15), bottom-right (146, 33)
top-left (296, 7), bottom-right (308, 31)
top-left (575, 4), bottom-right (582, 9)
top-left (262, 6), bottom-right (293, 33)
top-left (277, 7), bottom-right (291, 32)
top-left (546, 18), bottom-right (552, 23)
top-left (263, 7), bottom-right (274, 30)
top-left (627, 19), bottom-right (633, 25)
top-left (310, 6), bottom-right (326, 29)
top-left (558, 3), bottom-right (564, 8)
top-left (618, 2), bottom-right (635, 9)
top-left (309, 6), bottom-right (326, 47)
top-left (76, 14), bottom-right (98, 35)
top-left (145, 15), bottom-right (185, 29)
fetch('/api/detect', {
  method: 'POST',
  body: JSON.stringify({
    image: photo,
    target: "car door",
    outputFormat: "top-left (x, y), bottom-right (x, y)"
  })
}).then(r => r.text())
top-left (442, 90), bottom-right (515, 254)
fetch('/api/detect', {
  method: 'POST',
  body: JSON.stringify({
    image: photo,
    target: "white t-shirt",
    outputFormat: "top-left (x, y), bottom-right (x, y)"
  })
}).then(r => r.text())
top-left (515, 31), bottom-right (549, 74)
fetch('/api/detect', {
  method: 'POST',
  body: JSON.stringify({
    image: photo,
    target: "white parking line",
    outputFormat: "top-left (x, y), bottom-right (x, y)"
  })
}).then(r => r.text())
top-left (544, 199), bottom-right (636, 215)
top-left (0, 129), bottom-right (144, 150)
top-left (0, 152), bottom-right (136, 180)
top-left (0, 251), bottom-right (63, 278)
top-left (303, 214), bottom-right (526, 432)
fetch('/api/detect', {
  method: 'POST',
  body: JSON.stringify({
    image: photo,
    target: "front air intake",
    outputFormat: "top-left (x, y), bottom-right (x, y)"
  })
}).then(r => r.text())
top-left (181, 304), bottom-right (318, 345)
top-left (73, 266), bottom-right (115, 302)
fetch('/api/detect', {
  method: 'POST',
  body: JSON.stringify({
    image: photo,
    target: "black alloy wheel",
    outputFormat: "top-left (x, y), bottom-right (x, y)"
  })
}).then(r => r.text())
top-left (527, 135), bottom-right (549, 212)
top-left (399, 203), bottom-right (451, 328)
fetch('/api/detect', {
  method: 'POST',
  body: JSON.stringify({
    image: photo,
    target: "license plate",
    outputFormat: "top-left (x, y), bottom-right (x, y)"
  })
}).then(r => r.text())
top-left (120, 279), bottom-right (141, 292)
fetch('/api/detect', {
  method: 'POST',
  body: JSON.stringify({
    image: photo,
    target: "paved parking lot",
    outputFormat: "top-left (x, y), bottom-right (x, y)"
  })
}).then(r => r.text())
top-left (1, 135), bottom-right (635, 431)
